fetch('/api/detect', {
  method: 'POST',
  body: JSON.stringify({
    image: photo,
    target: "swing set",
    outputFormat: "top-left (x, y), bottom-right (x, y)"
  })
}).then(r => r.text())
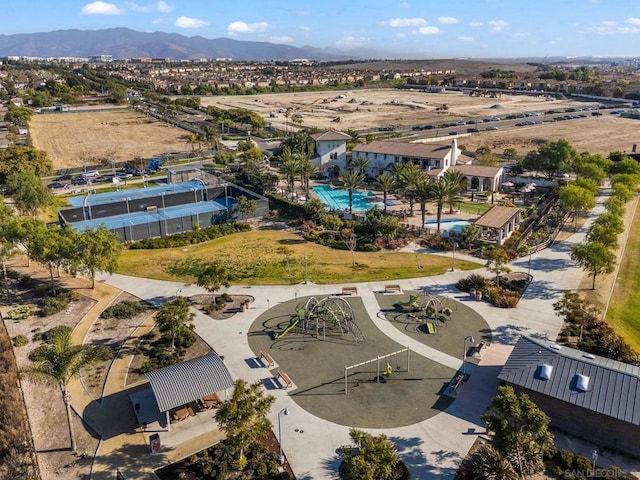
top-left (343, 347), bottom-right (411, 395)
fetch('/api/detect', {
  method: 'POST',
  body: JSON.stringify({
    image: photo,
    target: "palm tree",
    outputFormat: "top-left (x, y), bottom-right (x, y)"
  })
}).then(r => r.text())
top-left (376, 173), bottom-right (395, 213)
top-left (408, 174), bottom-right (434, 226)
top-left (21, 328), bottom-right (112, 452)
top-left (203, 126), bottom-right (220, 152)
top-left (352, 156), bottom-right (370, 176)
top-left (429, 178), bottom-right (454, 232)
top-left (339, 170), bottom-right (365, 214)
top-left (394, 163), bottom-right (422, 216)
top-left (442, 169), bottom-right (467, 213)
top-left (298, 156), bottom-right (318, 198)
top-left (278, 148), bottom-right (301, 201)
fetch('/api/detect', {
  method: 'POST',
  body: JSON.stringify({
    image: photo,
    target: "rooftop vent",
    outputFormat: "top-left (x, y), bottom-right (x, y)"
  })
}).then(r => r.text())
top-left (583, 353), bottom-right (596, 360)
top-left (550, 344), bottom-right (562, 351)
top-left (576, 374), bottom-right (590, 391)
top-left (539, 364), bottom-right (553, 380)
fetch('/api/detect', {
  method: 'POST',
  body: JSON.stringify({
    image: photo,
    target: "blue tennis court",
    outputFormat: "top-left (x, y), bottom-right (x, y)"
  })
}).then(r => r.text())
top-left (67, 181), bottom-right (207, 208)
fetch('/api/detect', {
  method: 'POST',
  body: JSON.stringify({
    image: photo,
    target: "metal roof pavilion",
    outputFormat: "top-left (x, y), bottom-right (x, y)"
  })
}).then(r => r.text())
top-left (498, 336), bottom-right (640, 425)
top-left (146, 353), bottom-right (234, 412)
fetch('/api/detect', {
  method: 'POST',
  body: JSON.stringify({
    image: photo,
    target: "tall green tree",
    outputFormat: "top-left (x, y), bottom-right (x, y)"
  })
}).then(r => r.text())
top-left (298, 155), bottom-right (318, 198)
top-left (3, 104), bottom-right (32, 126)
top-left (196, 262), bottom-right (234, 304)
top-left (21, 328), bottom-right (112, 452)
top-left (470, 444), bottom-right (518, 480)
top-left (278, 148), bottom-right (301, 201)
top-left (74, 225), bottom-right (121, 288)
top-left (0, 146), bottom-right (53, 184)
top-left (352, 156), bottom-right (370, 176)
top-left (235, 195), bottom-right (257, 220)
top-left (376, 173), bottom-right (395, 213)
top-left (215, 379), bottom-right (275, 468)
top-left (155, 296), bottom-right (195, 353)
top-left (340, 428), bottom-right (401, 480)
top-left (338, 170), bottom-right (365, 215)
top-left (485, 248), bottom-right (511, 287)
top-left (5, 168), bottom-right (53, 216)
top-left (571, 241), bottom-right (616, 289)
top-left (33, 225), bottom-right (78, 285)
top-left (558, 184), bottom-right (596, 225)
top-left (429, 177), bottom-right (454, 232)
top-left (408, 174), bottom-right (434, 226)
top-left (522, 139), bottom-right (577, 180)
top-left (482, 385), bottom-right (554, 477)
top-left (12, 217), bottom-right (48, 267)
top-left (442, 169), bottom-right (467, 213)
top-left (392, 162), bottom-right (422, 216)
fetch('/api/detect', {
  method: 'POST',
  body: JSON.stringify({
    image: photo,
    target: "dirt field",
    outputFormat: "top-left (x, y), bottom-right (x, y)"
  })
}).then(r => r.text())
top-left (29, 108), bottom-right (190, 169)
top-left (458, 115), bottom-right (640, 157)
top-left (200, 88), bottom-right (596, 131)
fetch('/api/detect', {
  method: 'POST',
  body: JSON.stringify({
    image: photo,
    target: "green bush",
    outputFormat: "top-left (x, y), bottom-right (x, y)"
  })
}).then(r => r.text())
top-left (7, 304), bottom-right (34, 320)
top-left (12, 335), bottom-right (29, 347)
top-left (556, 449), bottom-right (575, 469)
top-left (220, 292), bottom-right (232, 303)
top-left (41, 325), bottom-right (73, 344)
top-left (456, 274), bottom-right (488, 293)
top-left (100, 300), bottom-right (147, 319)
top-left (129, 221), bottom-right (251, 249)
top-left (17, 274), bottom-right (36, 289)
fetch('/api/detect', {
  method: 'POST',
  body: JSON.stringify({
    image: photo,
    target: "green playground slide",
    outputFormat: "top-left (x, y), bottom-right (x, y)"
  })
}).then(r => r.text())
top-left (275, 307), bottom-right (305, 339)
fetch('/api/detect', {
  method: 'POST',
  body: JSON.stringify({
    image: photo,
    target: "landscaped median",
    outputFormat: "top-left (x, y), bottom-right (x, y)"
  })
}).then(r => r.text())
top-left (116, 230), bottom-right (482, 284)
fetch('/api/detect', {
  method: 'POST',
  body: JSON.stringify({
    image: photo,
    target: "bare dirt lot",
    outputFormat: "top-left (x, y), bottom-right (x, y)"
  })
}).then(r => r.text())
top-left (29, 108), bottom-right (190, 170)
top-left (200, 88), bottom-right (595, 131)
top-left (458, 115), bottom-right (640, 157)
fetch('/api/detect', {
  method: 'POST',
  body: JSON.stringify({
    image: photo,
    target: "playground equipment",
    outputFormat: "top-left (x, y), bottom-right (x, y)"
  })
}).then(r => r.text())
top-left (397, 294), bottom-right (422, 311)
top-left (344, 347), bottom-right (411, 394)
top-left (276, 295), bottom-right (365, 343)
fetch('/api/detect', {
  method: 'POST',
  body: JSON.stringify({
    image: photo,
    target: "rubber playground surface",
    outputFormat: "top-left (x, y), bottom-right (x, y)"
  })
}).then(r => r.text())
top-left (247, 294), bottom-right (488, 428)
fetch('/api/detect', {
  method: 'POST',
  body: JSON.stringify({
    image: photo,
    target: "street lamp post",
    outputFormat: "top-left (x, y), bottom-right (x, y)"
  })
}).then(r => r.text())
top-left (528, 252), bottom-right (532, 276)
top-left (176, 288), bottom-right (184, 299)
top-left (463, 335), bottom-right (475, 378)
top-left (304, 256), bottom-right (308, 285)
top-left (278, 407), bottom-right (290, 464)
top-left (450, 240), bottom-right (458, 272)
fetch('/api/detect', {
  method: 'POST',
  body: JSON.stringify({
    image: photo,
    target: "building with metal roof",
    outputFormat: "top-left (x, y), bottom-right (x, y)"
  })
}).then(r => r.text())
top-left (146, 353), bottom-right (234, 414)
top-left (58, 173), bottom-right (268, 242)
top-left (498, 336), bottom-right (640, 458)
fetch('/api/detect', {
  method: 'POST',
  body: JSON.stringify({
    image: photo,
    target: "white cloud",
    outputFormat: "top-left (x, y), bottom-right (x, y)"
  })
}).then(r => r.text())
top-left (397, 32), bottom-right (406, 38)
top-left (269, 36), bottom-right (294, 44)
top-left (125, 1), bottom-right (173, 13)
top-left (438, 16), bottom-right (459, 25)
top-left (413, 26), bottom-right (440, 35)
top-left (335, 35), bottom-right (368, 47)
top-left (626, 17), bottom-right (640, 26)
top-left (299, 25), bottom-right (310, 31)
top-left (590, 19), bottom-right (640, 35)
top-left (227, 21), bottom-right (269, 34)
top-left (511, 32), bottom-right (529, 38)
top-left (487, 20), bottom-right (508, 32)
top-left (81, 1), bottom-right (124, 15)
top-left (385, 17), bottom-right (427, 27)
top-left (602, 20), bottom-right (617, 27)
top-left (469, 21), bottom-right (483, 27)
top-left (151, 17), bottom-right (167, 24)
top-left (399, 1), bottom-right (410, 7)
top-left (458, 36), bottom-right (473, 41)
top-left (175, 16), bottom-right (209, 28)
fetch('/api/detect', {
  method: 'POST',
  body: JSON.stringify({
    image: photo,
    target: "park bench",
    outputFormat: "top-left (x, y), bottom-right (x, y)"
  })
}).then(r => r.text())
top-left (260, 350), bottom-right (275, 367)
top-left (472, 341), bottom-right (486, 357)
top-left (449, 374), bottom-right (464, 392)
top-left (427, 322), bottom-right (437, 334)
top-left (277, 370), bottom-right (293, 389)
top-left (384, 284), bottom-right (401, 294)
top-left (341, 286), bottom-right (358, 296)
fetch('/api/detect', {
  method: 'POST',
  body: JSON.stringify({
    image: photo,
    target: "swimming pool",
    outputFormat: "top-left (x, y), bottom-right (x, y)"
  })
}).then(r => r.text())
top-left (424, 218), bottom-right (472, 233)
top-left (312, 185), bottom-right (382, 212)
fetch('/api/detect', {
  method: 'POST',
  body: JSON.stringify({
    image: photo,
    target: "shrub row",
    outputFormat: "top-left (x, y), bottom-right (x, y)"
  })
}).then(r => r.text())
top-left (101, 300), bottom-right (148, 319)
top-left (129, 221), bottom-right (251, 249)
top-left (265, 192), bottom-right (306, 219)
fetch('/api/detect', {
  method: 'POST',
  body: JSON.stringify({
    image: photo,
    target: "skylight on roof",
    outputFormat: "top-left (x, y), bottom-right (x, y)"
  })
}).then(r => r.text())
top-left (576, 374), bottom-right (590, 391)
top-left (539, 364), bottom-right (553, 380)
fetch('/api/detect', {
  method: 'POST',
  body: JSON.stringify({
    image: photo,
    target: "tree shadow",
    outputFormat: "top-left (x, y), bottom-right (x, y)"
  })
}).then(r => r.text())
top-left (489, 323), bottom-right (530, 345)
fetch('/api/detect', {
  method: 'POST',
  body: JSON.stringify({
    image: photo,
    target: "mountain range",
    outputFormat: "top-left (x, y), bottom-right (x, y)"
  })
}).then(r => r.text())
top-left (0, 28), bottom-right (373, 61)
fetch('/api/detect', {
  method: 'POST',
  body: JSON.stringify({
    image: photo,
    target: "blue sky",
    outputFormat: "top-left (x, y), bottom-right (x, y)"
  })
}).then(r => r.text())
top-left (3, 0), bottom-right (640, 58)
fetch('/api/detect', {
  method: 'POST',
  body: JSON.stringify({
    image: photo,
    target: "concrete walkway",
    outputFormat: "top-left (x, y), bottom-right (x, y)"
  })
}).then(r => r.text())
top-left (80, 189), bottom-right (625, 479)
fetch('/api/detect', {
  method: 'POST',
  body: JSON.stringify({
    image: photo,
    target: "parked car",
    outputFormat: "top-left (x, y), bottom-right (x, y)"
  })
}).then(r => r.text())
top-left (57, 173), bottom-right (73, 181)
top-left (485, 126), bottom-right (498, 130)
top-left (467, 127), bottom-right (480, 133)
top-left (47, 181), bottom-right (67, 189)
top-left (71, 176), bottom-right (88, 185)
top-left (116, 172), bottom-right (133, 179)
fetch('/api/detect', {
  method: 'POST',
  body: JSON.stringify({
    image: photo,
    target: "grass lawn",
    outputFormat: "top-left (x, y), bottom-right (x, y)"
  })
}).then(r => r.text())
top-left (117, 230), bottom-right (481, 284)
top-left (605, 200), bottom-right (640, 352)
top-left (447, 201), bottom-right (494, 215)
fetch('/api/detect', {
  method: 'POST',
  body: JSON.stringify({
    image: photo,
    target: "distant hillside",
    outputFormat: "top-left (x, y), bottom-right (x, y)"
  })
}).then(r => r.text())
top-left (0, 28), bottom-right (364, 61)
